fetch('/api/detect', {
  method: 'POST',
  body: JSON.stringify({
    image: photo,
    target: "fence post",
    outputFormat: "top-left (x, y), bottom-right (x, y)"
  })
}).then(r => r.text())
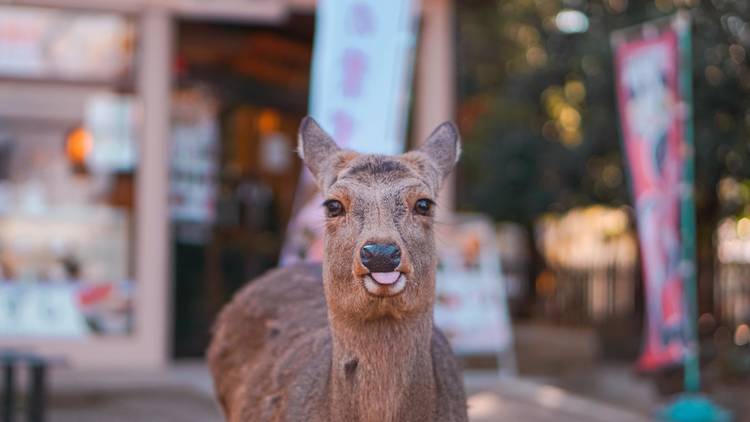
top-left (27, 357), bottom-right (47, 422)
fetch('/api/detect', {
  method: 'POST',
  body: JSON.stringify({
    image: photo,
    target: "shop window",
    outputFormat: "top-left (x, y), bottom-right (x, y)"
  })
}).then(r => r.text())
top-left (0, 6), bottom-right (137, 338)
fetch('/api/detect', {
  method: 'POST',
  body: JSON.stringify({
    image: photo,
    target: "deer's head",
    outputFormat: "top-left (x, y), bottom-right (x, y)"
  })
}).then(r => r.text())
top-left (298, 117), bottom-right (460, 321)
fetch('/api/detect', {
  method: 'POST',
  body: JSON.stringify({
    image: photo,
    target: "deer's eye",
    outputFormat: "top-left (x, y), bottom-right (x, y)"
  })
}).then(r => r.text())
top-left (414, 199), bottom-right (434, 216)
top-left (323, 199), bottom-right (345, 218)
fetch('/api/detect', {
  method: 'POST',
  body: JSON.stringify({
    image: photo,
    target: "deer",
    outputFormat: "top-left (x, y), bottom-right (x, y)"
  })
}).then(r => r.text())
top-left (207, 116), bottom-right (468, 422)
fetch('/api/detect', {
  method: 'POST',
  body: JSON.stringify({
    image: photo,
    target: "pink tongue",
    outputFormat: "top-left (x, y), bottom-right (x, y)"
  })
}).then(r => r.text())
top-left (371, 272), bottom-right (401, 285)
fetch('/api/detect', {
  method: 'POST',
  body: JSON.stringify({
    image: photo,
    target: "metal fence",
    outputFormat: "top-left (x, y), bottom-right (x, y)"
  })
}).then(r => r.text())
top-left (716, 262), bottom-right (750, 330)
top-left (536, 206), bottom-right (639, 325)
top-left (545, 263), bottom-right (637, 324)
top-left (1, 351), bottom-right (49, 422)
top-left (716, 218), bottom-right (750, 335)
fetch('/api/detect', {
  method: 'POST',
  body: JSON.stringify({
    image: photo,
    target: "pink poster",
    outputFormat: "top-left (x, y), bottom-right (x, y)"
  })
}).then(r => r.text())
top-left (613, 23), bottom-right (690, 371)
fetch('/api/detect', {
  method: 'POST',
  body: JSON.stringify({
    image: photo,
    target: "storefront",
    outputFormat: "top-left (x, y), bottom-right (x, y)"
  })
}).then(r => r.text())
top-left (0, 0), bottom-right (455, 368)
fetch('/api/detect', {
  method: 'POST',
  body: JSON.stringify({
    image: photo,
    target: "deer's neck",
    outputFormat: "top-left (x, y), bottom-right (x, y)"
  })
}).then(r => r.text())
top-left (328, 312), bottom-right (436, 422)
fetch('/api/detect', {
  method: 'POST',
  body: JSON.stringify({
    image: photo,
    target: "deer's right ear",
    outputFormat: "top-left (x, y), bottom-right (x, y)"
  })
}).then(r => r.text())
top-left (297, 116), bottom-right (340, 180)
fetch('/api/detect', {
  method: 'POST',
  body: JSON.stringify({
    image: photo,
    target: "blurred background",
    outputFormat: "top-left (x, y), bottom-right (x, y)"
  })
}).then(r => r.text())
top-left (0, 0), bottom-right (749, 420)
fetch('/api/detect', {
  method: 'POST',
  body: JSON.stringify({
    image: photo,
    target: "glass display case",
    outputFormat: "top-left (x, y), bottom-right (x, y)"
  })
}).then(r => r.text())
top-left (0, 5), bottom-right (171, 369)
top-left (0, 6), bottom-right (137, 339)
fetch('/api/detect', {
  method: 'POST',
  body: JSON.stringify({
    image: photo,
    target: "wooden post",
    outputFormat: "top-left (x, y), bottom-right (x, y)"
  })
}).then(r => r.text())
top-left (415, 0), bottom-right (456, 219)
top-left (135, 6), bottom-right (173, 367)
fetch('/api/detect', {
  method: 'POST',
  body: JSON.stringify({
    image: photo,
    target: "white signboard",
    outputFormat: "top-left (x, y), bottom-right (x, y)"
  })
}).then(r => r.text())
top-left (0, 284), bottom-right (88, 337)
top-left (169, 90), bottom-right (219, 225)
top-left (0, 6), bottom-right (133, 80)
top-left (434, 214), bottom-right (514, 357)
top-left (84, 93), bottom-right (137, 172)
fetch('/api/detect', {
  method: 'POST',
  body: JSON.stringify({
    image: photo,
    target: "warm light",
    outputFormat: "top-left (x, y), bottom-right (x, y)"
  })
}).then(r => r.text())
top-left (737, 217), bottom-right (750, 239)
top-left (535, 270), bottom-right (556, 296)
top-left (734, 324), bottom-right (750, 346)
top-left (258, 109), bottom-right (281, 135)
top-left (467, 393), bottom-right (503, 418)
top-left (559, 106), bottom-right (581, 130)
top-left (526, 46), bottom-right (548, 67)
top-left (555, 10), bottom-right (589, 34)
top-left (516, 25), bottom-right (540, 46)
top-left (729, 44), bottom-right (746, 64)
top-left (559, 129), bottom-right (582, 147)
top-left (65, 126), bottom-right (93, 165)
top-left (564, 80), bottom-right (586, 104)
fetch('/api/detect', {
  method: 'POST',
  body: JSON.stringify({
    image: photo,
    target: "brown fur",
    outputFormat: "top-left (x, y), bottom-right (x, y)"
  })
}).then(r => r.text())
top-left (208, 117), bottom-right (468, 421)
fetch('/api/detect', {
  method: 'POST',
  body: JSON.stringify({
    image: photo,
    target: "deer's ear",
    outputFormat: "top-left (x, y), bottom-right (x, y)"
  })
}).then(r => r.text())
top-left (298, 116), bottom-right (340, 180)
top-left (418, 122), bottom-right (461, 180)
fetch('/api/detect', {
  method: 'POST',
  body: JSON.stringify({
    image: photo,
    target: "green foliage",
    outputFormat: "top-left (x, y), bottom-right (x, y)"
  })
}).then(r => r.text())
top-left (456, 0), bottom-right (750, 226)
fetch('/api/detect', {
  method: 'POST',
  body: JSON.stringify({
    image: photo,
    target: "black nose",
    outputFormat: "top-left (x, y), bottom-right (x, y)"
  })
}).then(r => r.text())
top-left (360, 243), bottom-right (401, 273)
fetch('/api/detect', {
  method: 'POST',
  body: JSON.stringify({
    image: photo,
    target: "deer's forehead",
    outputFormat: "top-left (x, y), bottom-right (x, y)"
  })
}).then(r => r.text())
top-left (351, 154), bottom-right (433, 179)
top-left (324, 155), bottom-right (437, 198)
top-left (340, 156), bottom-right (414, 182)
top-left (328, 177), bottom-right (431, 201)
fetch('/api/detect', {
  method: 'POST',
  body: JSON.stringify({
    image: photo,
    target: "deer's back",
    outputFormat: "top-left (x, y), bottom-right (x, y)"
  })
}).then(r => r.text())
top-left (207, 263), bottom-right (332, 421)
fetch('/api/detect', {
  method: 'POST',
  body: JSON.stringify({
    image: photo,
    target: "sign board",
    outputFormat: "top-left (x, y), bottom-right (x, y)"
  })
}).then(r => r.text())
top-left (434, 214), bottom-right (514, 361)
top-left (84, 93), bottom-right (138, 172)
top-left (0, 5), bottom-right (133, 81)
top-left (0, 281), bottom-right (134, 338)
top-left (0, 284), bottom-right (88, 337)
top-left (169, 89), bottom-right (220, 226)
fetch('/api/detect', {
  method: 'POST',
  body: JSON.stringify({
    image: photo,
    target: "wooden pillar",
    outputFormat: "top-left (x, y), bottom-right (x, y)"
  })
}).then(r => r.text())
top-left (415, 0), bottom-right (456, 217)
top-left (135, 6), bottom-right (173, 367)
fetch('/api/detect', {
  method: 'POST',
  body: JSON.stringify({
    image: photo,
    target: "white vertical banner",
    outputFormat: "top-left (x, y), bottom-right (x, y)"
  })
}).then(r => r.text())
top-left (281, 0), bottom-right (420, 264)
top-left (309, 0), bottom-right (418, 152)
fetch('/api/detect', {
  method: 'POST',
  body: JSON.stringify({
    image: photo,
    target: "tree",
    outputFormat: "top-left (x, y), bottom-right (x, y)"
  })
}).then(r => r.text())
top-left (456, 0), bottom-right (750, 310)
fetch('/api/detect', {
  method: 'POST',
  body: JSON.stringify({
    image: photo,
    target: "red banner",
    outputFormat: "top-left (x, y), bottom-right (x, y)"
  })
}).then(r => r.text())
top-left (612, 18), bottom-right (692, 371)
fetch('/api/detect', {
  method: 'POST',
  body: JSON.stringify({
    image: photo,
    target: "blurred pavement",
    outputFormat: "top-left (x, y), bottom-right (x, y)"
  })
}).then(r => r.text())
top-left (43, 321), bottom-right (665, 421)
top-left (46, 362), bottom-right (650, 422)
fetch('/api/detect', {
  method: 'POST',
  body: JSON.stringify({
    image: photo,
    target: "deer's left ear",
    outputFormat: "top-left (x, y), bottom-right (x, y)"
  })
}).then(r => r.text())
top-left (418, 122), bottom-right (461, 181)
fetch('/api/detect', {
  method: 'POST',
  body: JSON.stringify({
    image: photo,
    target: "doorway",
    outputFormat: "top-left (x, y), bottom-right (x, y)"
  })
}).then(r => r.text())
top-left (170, 15), bottom-right (314, 357)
